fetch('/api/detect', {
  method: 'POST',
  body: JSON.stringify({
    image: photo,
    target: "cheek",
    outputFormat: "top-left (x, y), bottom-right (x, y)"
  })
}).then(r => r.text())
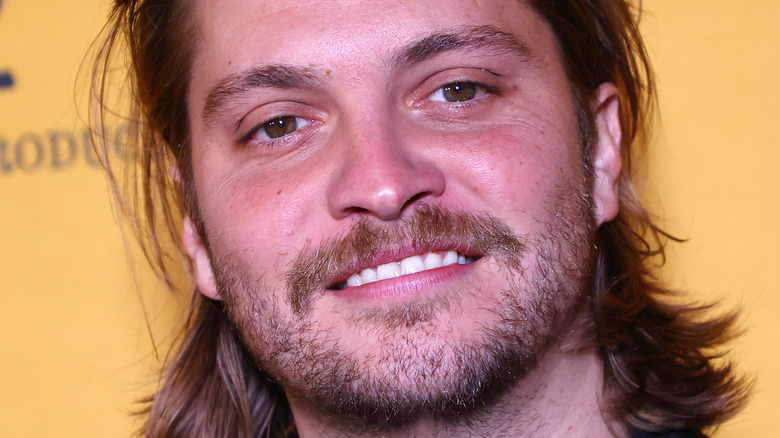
top-left (428, 119), bottom-right (584, 222)
top-left (195, 157), bottom-right (327, 277)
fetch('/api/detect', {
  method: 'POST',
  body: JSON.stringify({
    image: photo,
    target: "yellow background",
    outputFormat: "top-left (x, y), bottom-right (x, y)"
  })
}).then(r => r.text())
top-left (0, 1), bottom-right (776, 436)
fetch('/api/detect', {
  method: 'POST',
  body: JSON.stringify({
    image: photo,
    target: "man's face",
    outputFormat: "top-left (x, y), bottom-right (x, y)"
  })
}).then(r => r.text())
top-left (183, 0), bottom-right (621, 427)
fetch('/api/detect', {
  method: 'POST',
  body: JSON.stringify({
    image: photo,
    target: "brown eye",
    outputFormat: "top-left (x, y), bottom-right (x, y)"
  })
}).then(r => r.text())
top-left (262, 116), bottom-right (298, 139)
top-left (441, 82), bottom-right (478, 102)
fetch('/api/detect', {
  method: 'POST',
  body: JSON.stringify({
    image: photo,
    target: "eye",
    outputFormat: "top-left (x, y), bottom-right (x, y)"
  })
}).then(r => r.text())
top-left (254, 115), bottom-right (312, 140)
top-left (430, 82), bottom-right (480, 103)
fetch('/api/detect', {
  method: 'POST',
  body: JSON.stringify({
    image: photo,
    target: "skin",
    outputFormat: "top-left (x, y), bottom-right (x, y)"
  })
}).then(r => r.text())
top-left (182, 0), bottom-right (623, 436)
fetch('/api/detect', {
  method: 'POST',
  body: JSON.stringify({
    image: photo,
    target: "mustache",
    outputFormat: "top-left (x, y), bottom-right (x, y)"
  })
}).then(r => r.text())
top-left (285, 204), bottom-right (525, 314)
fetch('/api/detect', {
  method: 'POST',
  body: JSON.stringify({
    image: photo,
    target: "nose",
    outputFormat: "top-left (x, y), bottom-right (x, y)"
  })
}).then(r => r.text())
top-left (326, 113), bottom-right (445, 221)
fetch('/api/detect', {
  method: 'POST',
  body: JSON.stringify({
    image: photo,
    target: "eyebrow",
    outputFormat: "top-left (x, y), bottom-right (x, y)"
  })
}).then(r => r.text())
top-left (201, 25), bottom-right (534, 126)
top-left (393, 25), bottom-right (535, 68)
top-left (202, 65), bottom-right (321, 126)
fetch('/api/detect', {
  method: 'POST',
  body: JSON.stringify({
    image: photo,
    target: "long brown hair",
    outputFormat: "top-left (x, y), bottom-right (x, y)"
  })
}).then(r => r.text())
top-left (90, 0), bottom-right (750, 436)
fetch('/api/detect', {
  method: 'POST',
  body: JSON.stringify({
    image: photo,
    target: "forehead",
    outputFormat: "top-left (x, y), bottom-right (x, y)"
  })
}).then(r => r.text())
top-left (188, 0), bottom-right (560, 94)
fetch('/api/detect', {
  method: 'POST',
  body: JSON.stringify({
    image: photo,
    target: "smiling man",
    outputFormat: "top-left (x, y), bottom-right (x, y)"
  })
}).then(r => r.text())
top-left (93, 0), bottom-right (748, 437)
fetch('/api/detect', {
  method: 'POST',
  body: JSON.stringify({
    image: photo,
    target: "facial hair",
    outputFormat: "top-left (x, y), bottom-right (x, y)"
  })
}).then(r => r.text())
top-left (210, 191), bottom-right (596, 431)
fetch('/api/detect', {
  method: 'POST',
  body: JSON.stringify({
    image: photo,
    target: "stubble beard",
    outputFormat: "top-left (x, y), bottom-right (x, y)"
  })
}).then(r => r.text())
top-left (210, 189), bottom-right (596, 432)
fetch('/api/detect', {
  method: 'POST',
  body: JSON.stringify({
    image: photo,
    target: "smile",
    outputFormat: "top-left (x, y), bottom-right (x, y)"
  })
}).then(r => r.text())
top-left (330, 250), bottom-right (477, 290)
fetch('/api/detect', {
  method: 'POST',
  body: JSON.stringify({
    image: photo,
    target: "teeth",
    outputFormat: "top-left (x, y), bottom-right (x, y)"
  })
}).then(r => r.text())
top-left (377, 262), bottom-right (401, 281)
top-left (442, 250), bottom-right (458, 266)
top-left (341, 251), bottom-right (475, 289)
top-left (400, 255), bottom-right (425, 275)
top-left (346, 274), bottom-right (362, 288)
top-left (360, 267), bottom-right (377, 283)
top-left (423, 252), bottom-right (443, 269)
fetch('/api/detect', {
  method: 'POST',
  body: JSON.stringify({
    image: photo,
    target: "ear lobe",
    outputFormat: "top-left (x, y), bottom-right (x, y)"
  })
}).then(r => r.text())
top-left (591, 83), bottom-right (623, 226)
top-left (182, 216), bottom-right (221, 301)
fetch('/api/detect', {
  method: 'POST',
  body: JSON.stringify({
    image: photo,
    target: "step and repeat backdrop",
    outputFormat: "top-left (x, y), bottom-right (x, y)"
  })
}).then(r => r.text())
top-left (0, 1), bottom-right (178, 436)
top-left (0, 0), bottom-right (777, 436)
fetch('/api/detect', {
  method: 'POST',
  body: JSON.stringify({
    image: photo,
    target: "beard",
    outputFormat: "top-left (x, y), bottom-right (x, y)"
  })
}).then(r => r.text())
top-left (209, 188), bottom-right (597, 432)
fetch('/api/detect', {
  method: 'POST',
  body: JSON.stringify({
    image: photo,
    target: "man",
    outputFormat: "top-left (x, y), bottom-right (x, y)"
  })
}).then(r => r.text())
top-left (92, 0), bottom-right (748, 436)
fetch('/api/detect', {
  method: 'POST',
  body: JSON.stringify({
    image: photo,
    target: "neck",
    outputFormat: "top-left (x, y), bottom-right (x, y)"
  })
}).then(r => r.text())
top-left (288, 328), bottom-right (626, 438)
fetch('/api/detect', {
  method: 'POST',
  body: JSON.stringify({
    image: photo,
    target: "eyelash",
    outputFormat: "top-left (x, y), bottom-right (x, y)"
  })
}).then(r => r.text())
top-left (419, 80), bottom-right (501, 116)
top-left (237, 79), bottom-right (499, 147)
top-left (239, 115), bottom-right (314, 147)
top-left (428, 81), bottom-right (497, 103)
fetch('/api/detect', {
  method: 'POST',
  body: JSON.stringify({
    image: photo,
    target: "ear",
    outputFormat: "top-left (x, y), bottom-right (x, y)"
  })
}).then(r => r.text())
top-left (182, 216), bottom-right (221, 300)
top-left (591, 83), bottom-right (622, 226)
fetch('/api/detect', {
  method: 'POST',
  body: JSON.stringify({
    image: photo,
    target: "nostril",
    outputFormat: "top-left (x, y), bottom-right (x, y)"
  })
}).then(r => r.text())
top-left (406, 192), bottom-right (427, 205)
top-left (326, 146), bottom-right (446, 220)
top-left (343, 206), bottom-right (370, 216)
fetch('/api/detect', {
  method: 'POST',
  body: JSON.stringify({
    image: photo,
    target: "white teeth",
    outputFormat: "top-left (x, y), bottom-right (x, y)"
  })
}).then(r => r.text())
top-left (360, 267), bottom-right (377, 283)
top-left (442, 250), bottom-right (458, 266)
top-left (377, 262), bottom-right (401, 281)
top-left (400, 255), bottom-right (425, 275)
top-left (346, 273), bottom-right (362, 288)
top-left (423, 252), bottom-right (443, 269)
top-left (340, 250), bottom-right (475, 289)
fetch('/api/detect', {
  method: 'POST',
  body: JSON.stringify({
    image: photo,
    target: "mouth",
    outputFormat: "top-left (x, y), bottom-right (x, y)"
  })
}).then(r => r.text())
top-left (328, 250), bottom-right (479, 291)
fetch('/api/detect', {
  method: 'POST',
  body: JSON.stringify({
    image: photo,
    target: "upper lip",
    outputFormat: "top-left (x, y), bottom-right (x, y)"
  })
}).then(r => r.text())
top-left (324, 241), bottom-right (483, 290)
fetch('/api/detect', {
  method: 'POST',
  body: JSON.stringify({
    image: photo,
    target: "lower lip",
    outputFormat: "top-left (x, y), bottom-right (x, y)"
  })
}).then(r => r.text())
top-left (330, 261), bottom-right (476, 302)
